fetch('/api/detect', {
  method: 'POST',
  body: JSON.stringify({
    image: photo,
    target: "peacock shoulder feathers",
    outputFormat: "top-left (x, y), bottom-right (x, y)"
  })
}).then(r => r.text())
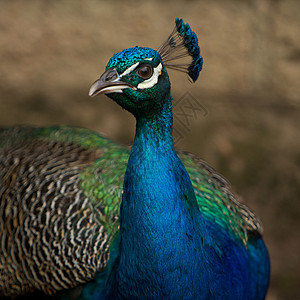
top-left (0, 125), bottom-right (266, 298)
top-left (0, 126), bottom-right (114, 296)
top-left (0, 17), bottom-right (269, 300)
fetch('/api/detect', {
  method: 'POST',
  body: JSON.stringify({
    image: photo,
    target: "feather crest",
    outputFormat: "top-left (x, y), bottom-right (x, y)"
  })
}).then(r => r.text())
top-left (157, 17), bottom-right (203, 82)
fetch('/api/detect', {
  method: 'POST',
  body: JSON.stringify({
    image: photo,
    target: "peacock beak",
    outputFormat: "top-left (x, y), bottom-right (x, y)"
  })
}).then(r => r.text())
top-left (89, 68), bottom-right (135, 97)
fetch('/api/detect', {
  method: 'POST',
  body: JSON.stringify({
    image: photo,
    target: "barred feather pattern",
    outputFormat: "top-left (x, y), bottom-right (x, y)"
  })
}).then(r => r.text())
top-left (0, 140), bottom-right (109, 297)
top-left (0, 125), bottom-right (264, 297)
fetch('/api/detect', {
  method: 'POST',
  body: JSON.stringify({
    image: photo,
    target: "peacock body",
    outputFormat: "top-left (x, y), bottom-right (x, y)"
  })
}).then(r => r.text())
top-left (0, 18), bottom-right (270, 299)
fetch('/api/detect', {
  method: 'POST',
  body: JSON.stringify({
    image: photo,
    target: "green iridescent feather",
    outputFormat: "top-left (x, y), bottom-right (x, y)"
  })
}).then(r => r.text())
top-left (0, 16), bottom-right (269, 299)
top-left (0, 125), bottom-right (260, 247)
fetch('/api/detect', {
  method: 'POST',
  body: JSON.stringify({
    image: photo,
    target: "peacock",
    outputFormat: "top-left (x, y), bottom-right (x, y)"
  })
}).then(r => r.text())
top-left (0, 18), bottom-right (270, 299)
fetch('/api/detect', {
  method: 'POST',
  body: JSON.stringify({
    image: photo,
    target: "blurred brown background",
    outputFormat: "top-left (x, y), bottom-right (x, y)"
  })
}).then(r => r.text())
top-left (0, 0), bottom-right (299, 299)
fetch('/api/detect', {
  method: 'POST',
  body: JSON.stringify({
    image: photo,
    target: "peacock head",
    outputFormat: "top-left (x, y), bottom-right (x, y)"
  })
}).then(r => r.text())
top-left (89, 17), bottom-right (203, 118)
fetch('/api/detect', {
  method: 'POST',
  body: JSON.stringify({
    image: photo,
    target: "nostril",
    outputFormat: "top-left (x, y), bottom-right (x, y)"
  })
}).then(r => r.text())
top-left (109, 74), bottom-right (116, 81)
top-left (103, 69), bottom-right (119, 82)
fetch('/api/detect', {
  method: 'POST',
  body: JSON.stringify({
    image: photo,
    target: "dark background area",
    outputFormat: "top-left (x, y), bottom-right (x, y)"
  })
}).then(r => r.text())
top-left (0, 1), bottom-right (299, 299)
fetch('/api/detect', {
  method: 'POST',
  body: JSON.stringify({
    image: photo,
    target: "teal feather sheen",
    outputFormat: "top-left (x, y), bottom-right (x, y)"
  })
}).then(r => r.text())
top-left (0, 124), bottom-right (269, 299)
top-left (0, 17), bottom-right (269, 300)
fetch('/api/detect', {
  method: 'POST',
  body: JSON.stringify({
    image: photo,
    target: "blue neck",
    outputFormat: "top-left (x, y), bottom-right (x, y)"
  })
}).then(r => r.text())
top-left (107, 93), bottom-right (205, 298)
top-left (133, 94), bottom-right (175, 156)
top-left (83, 93), bottom-right (269, 300)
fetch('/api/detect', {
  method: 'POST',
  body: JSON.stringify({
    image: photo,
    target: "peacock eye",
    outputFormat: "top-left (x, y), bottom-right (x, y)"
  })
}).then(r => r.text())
top-left (136, 64), bottom-right (153, 80)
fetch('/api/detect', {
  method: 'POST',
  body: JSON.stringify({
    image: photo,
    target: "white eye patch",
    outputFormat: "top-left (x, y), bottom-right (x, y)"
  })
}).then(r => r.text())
top-left (118, 61), bottom-right (162, 90)
top-left (137, 63), bottom-right (162, 90)
top-left (119, 62), bottom-right (140, 78)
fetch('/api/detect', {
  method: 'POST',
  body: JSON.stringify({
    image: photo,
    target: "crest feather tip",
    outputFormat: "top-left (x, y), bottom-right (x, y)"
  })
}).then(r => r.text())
top-left (158, 17), bottom-right (203, 83)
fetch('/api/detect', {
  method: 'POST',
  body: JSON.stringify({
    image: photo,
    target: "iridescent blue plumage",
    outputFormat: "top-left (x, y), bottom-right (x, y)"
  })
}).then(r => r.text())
top-left (86, 17), bottom-right (270, 299)
top-left (107, 47), bottom-right (158, 72)
top-left (0, 17), bottom-right (270, 300)
top-left (158, 17), bottom-right (203, 82)
top-left (175, 17), bottom-right (203, 81)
